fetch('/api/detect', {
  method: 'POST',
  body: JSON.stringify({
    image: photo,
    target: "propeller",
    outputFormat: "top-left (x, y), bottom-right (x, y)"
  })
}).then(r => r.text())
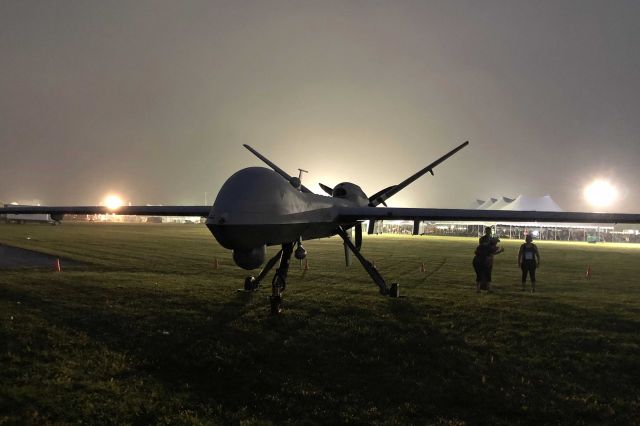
top-left (319, 183), bottom-right (333, 195)
top-left (367, 220), bottom-right (377, 235)
top-left (343, 228), bottom-right (352, 267)
top-left (321, 182), bottom-right (388, 206)
top-left (366, 186), bottom-right (393, 207)
top-left (354, 222), bottom-right (362, 250)
top-left (342, 224), bottom-right (363, 267)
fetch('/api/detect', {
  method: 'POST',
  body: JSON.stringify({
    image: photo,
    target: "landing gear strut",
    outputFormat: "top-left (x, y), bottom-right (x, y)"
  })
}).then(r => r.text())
top-left (270, 243), bottom-right (293, 314)
top-left (337, 227), bottom-right (399, 298)
top-left (240, 243), bottom-right (294, 315)
top-left (242, 248), bottom-right (283, 291)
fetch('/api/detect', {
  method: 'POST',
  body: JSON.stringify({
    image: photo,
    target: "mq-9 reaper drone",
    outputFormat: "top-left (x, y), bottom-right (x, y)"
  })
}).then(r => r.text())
top-left (4, 141), bottom-right (640, 314)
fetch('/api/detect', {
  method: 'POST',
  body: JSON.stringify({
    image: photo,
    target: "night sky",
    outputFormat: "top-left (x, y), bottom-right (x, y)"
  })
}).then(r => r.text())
top-left (1, 1), bottom-right (639, 212)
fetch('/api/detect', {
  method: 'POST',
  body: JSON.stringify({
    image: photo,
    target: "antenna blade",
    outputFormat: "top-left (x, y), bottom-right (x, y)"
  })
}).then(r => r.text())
top-left (243, 144), bottom-right (313, 193)
top-left (369, 141), bottom-right (469, 206)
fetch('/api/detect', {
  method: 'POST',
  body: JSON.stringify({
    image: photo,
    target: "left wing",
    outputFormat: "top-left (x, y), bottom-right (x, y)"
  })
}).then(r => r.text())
top-left (336, 207), bottom-right (640, 224)
top-left (0, 205), bottom-right (211, 217)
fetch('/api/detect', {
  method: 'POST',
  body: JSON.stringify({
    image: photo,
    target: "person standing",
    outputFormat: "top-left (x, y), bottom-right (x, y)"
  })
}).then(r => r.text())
top-left (518, 234), bottom-right (540, 292)
top-left (473, 242), bottom-right (491, 292)
top-left (485, 237), bottom-right (504, 291)
top-left (479, 226), bottom-right (492, 245)
top-left (473, 235), bottom-right (504, 292)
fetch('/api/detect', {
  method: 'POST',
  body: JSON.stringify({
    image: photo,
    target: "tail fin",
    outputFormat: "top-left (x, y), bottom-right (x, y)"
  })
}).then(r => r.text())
top-left (368, 141), bottom-right (469, 207)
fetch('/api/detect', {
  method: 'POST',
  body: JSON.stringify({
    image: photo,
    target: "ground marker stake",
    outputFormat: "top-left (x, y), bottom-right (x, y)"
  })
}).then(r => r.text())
top-left (214, 258), bottom-right (219, 270)
top-left (586, 265), bottom-right (592, 279)
top-left (54, 258), bottom-right (61, 272)
top-left (420, 262), bottom-right (425, 273)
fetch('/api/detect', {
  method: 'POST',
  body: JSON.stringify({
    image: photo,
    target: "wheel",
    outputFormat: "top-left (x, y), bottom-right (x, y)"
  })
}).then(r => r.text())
top-left (389, 283), bottom-right (400, 298)
top-left (244, 276), bottom-right (256, 291)
top-left (270, 295), bottom-right (283, 315)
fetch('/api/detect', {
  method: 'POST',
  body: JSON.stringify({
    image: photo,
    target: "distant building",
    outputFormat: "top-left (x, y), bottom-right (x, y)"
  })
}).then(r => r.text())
top-left (1, 203), bottom-right (57, 224)
top-left (373, 195), bottom-right (638, 243)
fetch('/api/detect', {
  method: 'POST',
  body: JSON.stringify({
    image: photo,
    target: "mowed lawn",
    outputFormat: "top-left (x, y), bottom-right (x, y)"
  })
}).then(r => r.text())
top-left (1, 223), bottom-right (639, 425)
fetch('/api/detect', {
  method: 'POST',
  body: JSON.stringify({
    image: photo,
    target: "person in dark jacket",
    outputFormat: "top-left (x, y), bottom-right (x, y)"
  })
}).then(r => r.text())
top-left (479, 226), bottom-right (492, 245)
top-left (518, 234), bottom-right (540, 292)
top-left (485, 236), bottom-right (504, 290)
top-left (473, 235), bottom-right (504, 292)
top-left (473, 242), bottom-right (491, 292)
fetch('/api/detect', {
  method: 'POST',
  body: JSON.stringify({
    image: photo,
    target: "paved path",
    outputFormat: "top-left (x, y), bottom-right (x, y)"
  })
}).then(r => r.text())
top-left (0, 244), bottom-right (81, 269)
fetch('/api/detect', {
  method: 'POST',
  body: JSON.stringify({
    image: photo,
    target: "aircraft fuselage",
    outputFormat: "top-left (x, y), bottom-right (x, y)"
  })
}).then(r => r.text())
top-left (206, 167), bottom-right (367, 252)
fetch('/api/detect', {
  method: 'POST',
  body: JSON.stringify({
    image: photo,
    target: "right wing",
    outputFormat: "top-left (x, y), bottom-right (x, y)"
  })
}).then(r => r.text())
top-left (336, 207), bottom-right (640, 224)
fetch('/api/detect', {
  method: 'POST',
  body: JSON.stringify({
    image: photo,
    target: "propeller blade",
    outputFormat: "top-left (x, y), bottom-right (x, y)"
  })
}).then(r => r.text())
top-left (344, 241), bottom-right (352, 267)
top-left (355, 222), bottom-right (362, 250)
top-left (367, 220), bottom-right (376, 235)
top-left (319, 183), bottom-right (333, 195)
top-left (344, 228), bottom-right (352, 267)
top-left (368, 185), bottom-right (395, 207)
top-left (243, 144), bottom-right (313, 194)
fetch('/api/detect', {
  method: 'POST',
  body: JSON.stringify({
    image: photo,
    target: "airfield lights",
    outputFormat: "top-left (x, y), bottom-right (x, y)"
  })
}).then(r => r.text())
top-left (584, 179), bottom-right (618, 208)
top-left (102, 194), bottom-right (125, 211)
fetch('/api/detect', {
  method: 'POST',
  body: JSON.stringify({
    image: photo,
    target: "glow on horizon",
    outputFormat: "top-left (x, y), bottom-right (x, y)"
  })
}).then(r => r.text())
top-left (584, 179), bottom-right (618, 208)
top-left (102, 194), bottom-right (125, 210)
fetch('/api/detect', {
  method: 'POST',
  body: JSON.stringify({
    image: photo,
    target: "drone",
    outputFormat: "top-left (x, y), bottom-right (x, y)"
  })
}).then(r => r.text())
top-left (3, 142), bottom-right (640, 314)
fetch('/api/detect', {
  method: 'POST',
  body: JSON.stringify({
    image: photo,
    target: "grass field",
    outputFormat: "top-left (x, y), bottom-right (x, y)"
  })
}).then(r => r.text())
top-left (1, 223), bottom-right (639, 425)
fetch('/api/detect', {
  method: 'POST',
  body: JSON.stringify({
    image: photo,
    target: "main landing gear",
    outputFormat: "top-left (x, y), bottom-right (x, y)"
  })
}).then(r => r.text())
top-left (240, 227), bottom-right (398, 315)
top-left (241, 242), bottom-right (295, 315)
top-left (337, 227), bottom-right (399, 298)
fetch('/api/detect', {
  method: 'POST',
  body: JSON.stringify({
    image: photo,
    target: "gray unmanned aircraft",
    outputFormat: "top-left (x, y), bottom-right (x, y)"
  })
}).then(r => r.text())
top-left (3, 141), bottom-right (640, 314)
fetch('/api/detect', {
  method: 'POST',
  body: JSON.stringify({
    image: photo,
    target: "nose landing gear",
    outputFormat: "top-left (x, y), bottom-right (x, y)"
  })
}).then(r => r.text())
top-left (239, 243), bottom-right (294, 315)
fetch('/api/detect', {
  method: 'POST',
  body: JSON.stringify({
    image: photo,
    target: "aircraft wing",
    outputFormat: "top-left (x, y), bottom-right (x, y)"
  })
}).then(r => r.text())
top-left (336, 207), bottom-right (640, 224)
top-left (0, 205), bottom-right (211, 217)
